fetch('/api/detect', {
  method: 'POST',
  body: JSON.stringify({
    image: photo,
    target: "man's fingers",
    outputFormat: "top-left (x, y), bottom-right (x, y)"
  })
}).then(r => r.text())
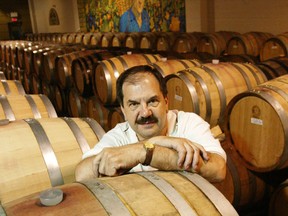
top-left (92, 154), bottom-right (102, 177)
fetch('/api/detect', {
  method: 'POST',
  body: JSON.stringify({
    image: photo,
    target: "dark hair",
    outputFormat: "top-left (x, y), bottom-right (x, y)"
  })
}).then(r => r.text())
top-left (116, 65), bottom-right (168, 106)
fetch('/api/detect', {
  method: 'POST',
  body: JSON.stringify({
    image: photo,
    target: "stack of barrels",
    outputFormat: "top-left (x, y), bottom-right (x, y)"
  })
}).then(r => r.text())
top-left (1, 29), bottom-right (288, 215)
top-left (0, 43), bottom-right (107, 211)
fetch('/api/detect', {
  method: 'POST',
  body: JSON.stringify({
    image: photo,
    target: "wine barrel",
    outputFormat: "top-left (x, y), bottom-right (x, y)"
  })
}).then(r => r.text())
top-left (260, 32), bottom-right (288, 61)
top-left (269, 178), bottom-right (288, 216)
top-left (0, 117), bottom-right (105, 204)
top-left (165, 62), bottom-right (267, 127)
top-left (29, 73), bottom-right (42, 94)
top-left (224, 74), bottom-right (288, 172)
top-left (100, 32), bottom-right (114, 47)
top-left (67, 88), bottom-right (88, 117)
top-left (82, 33), bottom-right (93, 45)
top-left (23, 45), bottom-right (55, 76)
top-left (74, 33), bottom-right (85, 44)
top-left (111, 32), bottom-right (127, 47)
top-left (41, 79), bottom-right (55, 106)
top-left (2, 171), bottom-right (238, 216)
top-left (71, 55), bottom-right (98, 97)
top-left (42, 46), bottom-right (84, 84)
top-left (7, 44), bottom-right (17, 67)
top-left (15, 41), bottom-right (33, 69)
top-left (90, 32), bottom-right (103, 46)
top-left (55, 50), bottom-right (98, 89)
top-left (107, 106), bottom-right (125, 130)
top-left (172, 32), bottom-right (204, 53)
top-left (0, 71), bottom-right (6, 80)
top-left (22, 46), bottom-right (39, 75)
top-left (220, 54), bottom-right (259, 64)
top-left (124, 32), bottom-right (142, 49)
top-left (86, 96), bottom-right (109, 132)
top-left (6, 64), bottom-right (22, 81)
top-left (71, 50), bottom-right (126, 98)
top-left (197, 31), bottom-right (240, 57)
top-left (226, 32), bottom-right (273, 57)
top-left (0, 94), bottom-right (57, 121)
top-left (65, 33), bottom-right (76, 43)
top-left (93, 53), bottom-right (163, 105)
top-left (20, 72), bottom-right (30, 94)
top-left (52, 85), bottom-right (68, 116)
top-left (0, 80), bottom-right (25, 95)
top-left (60, 33), bottom-right (71, 44)
top-left (257, 57), bottom-right (288, 80)
top-left (156, 32), bottom-right (179, 52)
top-left (149, 58), bottom-right (202, 77)
top-left (139, 32), bottom-right (159, 50)
top-left (32, 47), bottom-right (55, 76)
top-left (213, 142), bottom-right (270, 211)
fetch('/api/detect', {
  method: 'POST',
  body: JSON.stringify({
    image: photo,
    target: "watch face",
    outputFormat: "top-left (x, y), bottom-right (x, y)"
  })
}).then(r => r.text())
top-left (145, 142), bottom-right (154, 149)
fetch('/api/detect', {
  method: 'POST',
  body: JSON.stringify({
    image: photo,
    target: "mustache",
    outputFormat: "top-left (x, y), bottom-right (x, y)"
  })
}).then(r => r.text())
top-left (136, 116), bottom-right (158, 124)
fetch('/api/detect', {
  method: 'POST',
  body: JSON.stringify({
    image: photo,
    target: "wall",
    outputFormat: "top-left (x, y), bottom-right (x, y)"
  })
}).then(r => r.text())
top-left (1, 0), bottom-right (288, 40)
top-left (0, 0), bottom-right (32, 40)
top-left (0, 11), bottom-right (10, 40)
top-left (185, 0), bottom-right (201, 32)
top-left (28, 0), bottom-right (80, 33)
top-left (214, 0), bottom-right (288, 34)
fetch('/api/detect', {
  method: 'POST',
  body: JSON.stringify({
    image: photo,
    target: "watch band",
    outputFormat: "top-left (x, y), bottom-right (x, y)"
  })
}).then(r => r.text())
top-left (142, 142), bottom-right (155, 166)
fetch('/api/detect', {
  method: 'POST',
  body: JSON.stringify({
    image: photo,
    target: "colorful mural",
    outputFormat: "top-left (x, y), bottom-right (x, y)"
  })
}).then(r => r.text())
top-left (83, 0), bottom-right (186, 32)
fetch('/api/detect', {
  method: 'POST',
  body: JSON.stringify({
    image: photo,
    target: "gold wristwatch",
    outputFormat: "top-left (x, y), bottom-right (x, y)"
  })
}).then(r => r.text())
top-left (142, 142), bottom-right (155, 166)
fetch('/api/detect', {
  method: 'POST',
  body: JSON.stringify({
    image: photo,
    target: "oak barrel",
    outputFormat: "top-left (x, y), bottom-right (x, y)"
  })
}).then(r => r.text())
top-left (111, 32), bottom-right (127, 47)
top-left (67, 88), bottom-right (88, 117)
top-left (86, 96), bottom-right (109, 132)
top-left (260, 32), bottom-right (288, 61)
top-left (150, 58), bottom-right (202, 77)
top-left (172, 32), bottom-right (204, 53)
top-left (2, 171), bottom-right (238, 216)
top-left (224, 74), bottom-right (288, 172)
top-left (71, 55), bottom-right (98, 97)
top-left (42, 46), bottom-right (84, 84)
top-left (156, 32), bottom-right (178, 52)
top-left (165, 62), bottom-right (267, 127)
top-left (0, 117), bottom-right (105, 204)
top-left (257, 57), bottom-right (288, 80)
top-left (55, 50), bottom-right (100, 89)
top-left (212, 142), bottom-right (270, 211)
top-left (269, 178), bottom-right (288, 216)
top-left (0, 94), bottom-right (57, 121)
top-left (196, 31), bottom-right (240, 57)
top-left (124, 32), bottom-right (142, 49)
top-left (0, 71), bottom-right (6, 80)
top-left (94, 53), bottom-right (163, 105)
top-left (226, 32), bottom-right (273, 57)
top-left (100, 32), bottom-right (114, 47)
top-left (139, 32), bottom-right (159, 50)
top-left (72, 50), bottom-right (126, 98)
top-left (107, 107), bottom-right (125, 130)
top-left (0, 80), bottom-right (25, 95)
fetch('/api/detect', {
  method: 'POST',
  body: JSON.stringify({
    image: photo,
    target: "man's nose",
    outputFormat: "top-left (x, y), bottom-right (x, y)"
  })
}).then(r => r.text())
top-left (140, 104), bottom-right (152, 117)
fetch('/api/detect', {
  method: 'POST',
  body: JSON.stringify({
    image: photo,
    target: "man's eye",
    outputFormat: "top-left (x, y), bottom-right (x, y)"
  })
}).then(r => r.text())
top-left (129, 103), bottom-right (139, 110)
top-left (149, 100), bottom-right (159, 107)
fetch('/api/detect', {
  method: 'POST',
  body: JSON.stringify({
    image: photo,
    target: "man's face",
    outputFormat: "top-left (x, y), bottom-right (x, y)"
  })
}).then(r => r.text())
top-left (121, 73), bottom-right (168, 140)
top-left (133, 0), bottom-right (145, 14)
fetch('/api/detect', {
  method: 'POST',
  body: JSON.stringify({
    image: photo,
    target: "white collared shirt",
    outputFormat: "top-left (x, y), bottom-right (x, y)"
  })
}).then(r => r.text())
top-left (83, 110), bottom-right (226, 172)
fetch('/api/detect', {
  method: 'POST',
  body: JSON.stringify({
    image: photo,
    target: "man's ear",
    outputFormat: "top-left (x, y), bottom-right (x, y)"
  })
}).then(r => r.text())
top-left (165, 97), bottom-right (169, 112)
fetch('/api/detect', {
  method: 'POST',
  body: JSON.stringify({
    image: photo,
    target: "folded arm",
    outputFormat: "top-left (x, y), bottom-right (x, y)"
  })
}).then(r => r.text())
top-left (75, 137), bottom-right (226, 183)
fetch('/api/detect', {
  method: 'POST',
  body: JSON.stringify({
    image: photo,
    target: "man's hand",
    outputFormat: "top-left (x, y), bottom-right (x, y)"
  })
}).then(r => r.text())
top-left (148, 136), bottom-right (209, 172)
top-left (92, 144), bottom-right (144, 177)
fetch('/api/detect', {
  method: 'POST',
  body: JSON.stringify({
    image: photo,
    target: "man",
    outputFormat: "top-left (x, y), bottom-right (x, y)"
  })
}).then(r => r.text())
top-left (119, 0), bottom-right (150, 32)
top-left (75, 65), bottom-right (226, 182)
